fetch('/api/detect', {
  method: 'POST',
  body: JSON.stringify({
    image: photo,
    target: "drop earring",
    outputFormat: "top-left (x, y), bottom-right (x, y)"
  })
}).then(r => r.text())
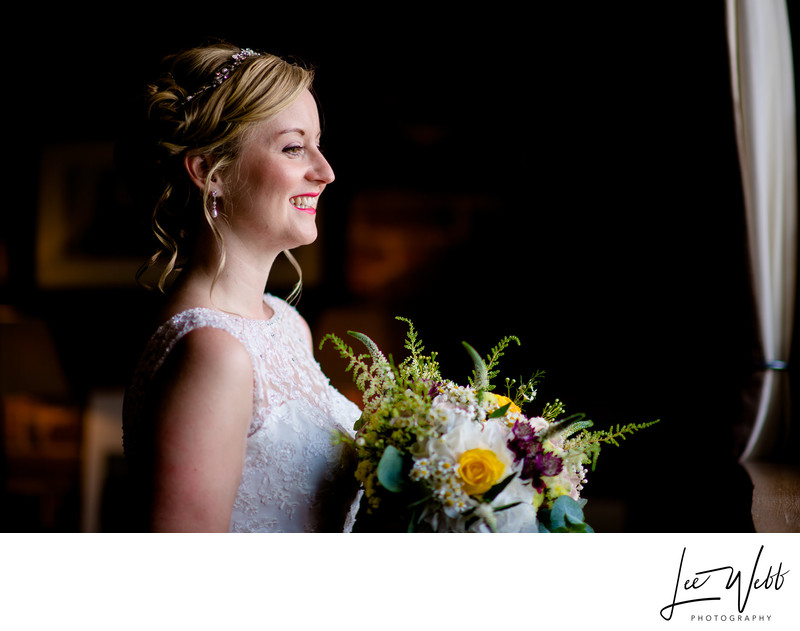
top-left (211, 190), bottom-right (219, 218)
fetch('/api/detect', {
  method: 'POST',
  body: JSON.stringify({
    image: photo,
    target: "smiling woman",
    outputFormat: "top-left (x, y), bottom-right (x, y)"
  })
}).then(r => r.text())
top-left (195, 90), bottom-right (335, 266)
top-left (119, 43), bottom-right (361, 532)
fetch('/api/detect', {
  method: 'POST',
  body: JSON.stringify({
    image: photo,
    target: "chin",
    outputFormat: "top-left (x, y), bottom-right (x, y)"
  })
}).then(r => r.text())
top-left (292, 227), bottom-right (318, 248)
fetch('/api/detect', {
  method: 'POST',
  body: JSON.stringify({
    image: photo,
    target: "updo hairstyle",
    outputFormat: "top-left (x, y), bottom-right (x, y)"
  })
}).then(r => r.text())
top-left (134, 43), bottom-right (314, 292)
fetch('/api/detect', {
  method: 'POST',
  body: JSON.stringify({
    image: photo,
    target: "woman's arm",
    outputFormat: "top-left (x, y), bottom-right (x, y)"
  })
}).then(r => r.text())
top-left (145, 327), bottom-right (253, 532)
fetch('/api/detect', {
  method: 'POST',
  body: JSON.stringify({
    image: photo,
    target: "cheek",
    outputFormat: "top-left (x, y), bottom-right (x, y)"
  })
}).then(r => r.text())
top-left (257, 173), bottom-right (296, 210)
top-left (231, 176), bottom-right (285, 214)
top-left (225, 156), bottom-right (301, 220)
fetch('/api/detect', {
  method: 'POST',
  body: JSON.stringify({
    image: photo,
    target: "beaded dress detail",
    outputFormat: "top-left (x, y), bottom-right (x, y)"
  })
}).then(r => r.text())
top-left (123, 294), bottom-right (362, 532)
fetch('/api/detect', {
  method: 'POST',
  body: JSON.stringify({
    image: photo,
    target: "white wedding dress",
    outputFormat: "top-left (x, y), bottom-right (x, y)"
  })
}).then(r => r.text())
top-left (123, 294), bottom-right (362, 532)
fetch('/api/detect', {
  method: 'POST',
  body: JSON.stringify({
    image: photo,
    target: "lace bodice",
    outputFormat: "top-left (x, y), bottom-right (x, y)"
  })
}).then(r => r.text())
top-left (123, 294), bottom-right (362, 532)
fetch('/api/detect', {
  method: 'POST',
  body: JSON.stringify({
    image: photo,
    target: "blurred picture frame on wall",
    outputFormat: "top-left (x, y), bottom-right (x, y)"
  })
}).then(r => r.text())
top-left (34, 142), bottom-right (323, 290)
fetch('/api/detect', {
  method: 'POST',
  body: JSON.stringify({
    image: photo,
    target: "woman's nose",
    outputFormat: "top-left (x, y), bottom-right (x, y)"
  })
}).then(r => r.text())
top-left (311, 150), bottom-right (335, 184)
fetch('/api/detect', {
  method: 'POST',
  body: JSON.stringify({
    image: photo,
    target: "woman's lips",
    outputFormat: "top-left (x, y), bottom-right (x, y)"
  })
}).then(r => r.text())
top-left (290, 193), bottom-right (319, 214)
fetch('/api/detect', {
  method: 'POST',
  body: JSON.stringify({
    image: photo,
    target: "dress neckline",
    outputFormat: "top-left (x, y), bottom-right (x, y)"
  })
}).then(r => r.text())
top-left (163, 293), bottom-right (283, 329)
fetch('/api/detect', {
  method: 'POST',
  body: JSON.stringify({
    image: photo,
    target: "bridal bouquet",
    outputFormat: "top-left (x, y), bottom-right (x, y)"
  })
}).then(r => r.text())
top-left (322, 318), bottom-right (657, 533)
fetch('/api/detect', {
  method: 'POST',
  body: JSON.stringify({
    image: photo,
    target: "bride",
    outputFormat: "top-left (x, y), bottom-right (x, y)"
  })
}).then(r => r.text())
top-left (121, 43), bottom-right (361, 532)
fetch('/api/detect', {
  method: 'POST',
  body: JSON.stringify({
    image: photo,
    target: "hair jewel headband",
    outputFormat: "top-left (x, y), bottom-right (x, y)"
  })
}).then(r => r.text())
top-left (182, 48), bottom-right (261, 104)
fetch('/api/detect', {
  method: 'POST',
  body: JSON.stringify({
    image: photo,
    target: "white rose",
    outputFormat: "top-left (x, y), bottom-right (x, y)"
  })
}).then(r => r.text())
top-left (429, 397), bottom-right (474, 433)
top-left (429, 415), bottom-right (515, 473)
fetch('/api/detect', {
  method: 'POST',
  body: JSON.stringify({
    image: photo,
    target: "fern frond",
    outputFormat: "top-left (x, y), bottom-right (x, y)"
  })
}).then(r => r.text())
top-left (484, 336), bottom-right (520, 387)
top-left (395, 317), bottom-right (442, 382)
top-left (542, 413), bottom-right (593, 442)
top-left (396, 316), bottom-right (424, 358)
top-left (565, 419), bottom-right (660, 469)
top-left (320, 332), bottom-right (398, 414)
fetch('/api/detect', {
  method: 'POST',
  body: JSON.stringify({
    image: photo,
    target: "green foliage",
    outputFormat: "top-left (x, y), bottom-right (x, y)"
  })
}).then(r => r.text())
top-left (564, 419), bottom-right (661, 470)
top-left (542, 399), bottom-right (565, 421)
top-left (463, 341), bottom-right (489, 391)
top-left (322, 320), bottom-right (445, 512)
top-left (464, 334), bottom-right (526, 399)
top-left (487, 402), bottom-right (512, 419)
top-left (535, 394), bottom-right (660, 473)
top-left (395, 317), bottom-right (442, 383)
top-left (538, 496), bottom-right (594, 533)
top-left (376, 445), bottom-right (405, 492)
top-left (319, 332), bottom-right (396, 416)
top-left (483, 336), bottom-right (520, 388)
top-left (542, 412), bottom-right (595, 442)
top-left (505, 370), bottom-right (545, 410)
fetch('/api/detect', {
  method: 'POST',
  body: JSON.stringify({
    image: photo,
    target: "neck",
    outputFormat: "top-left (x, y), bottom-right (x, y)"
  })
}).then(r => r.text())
top-left (169, 230), bottom-right (280, 320)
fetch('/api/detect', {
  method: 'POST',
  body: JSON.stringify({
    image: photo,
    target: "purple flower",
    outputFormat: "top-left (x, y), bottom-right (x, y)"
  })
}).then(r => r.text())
top-left (428, 381), bottom-right (443, 398)
top-left (512, 419), bottom-right (538, 441)
top-left (520, 447), bottom-right (563, 492)
top-left (507, 420), bottom-right (539, 460)
top-left (507, 421), bottom-right (564, 493)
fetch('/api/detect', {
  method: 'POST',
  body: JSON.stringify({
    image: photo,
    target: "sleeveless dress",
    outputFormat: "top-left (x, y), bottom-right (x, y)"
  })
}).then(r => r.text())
top-left (122, 294), bottom-right (363, 532)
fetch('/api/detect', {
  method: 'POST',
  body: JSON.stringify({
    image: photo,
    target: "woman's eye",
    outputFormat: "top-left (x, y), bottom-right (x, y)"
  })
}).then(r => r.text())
top-left (283, 145), bottom-right (304, 156)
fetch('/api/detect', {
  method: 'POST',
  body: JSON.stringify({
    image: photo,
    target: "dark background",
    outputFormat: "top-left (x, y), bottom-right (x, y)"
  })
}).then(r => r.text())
top-left (3, 2), bottom-right (796, 531)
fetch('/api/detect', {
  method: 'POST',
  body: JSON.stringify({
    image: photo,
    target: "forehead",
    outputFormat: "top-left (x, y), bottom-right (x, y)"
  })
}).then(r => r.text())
top-left (254, 89), bottom-right (321, 139)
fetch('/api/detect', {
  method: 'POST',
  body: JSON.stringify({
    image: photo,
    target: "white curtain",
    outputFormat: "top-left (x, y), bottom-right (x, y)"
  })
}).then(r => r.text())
top-left (726, 0), bottom-right (797, 461)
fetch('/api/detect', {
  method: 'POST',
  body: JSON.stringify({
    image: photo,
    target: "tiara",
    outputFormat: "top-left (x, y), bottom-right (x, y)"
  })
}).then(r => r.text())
top-left (182, 48), bottom-right (261, 104)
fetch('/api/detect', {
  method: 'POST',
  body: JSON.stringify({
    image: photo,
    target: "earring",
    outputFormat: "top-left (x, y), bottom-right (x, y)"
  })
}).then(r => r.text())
top-left (211, 190), bottom-right (219, 218)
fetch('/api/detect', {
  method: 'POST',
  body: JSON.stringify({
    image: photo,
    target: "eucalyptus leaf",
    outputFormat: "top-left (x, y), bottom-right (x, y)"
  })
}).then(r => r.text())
top-left (549, 495), bottom-right (586, 530)
top-left (376, 445), bottom-right (405, 493)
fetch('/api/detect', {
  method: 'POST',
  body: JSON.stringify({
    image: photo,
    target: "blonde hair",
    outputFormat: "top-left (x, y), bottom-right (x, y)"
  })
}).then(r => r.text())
top-left (135, 42), bottom-right (313, 298)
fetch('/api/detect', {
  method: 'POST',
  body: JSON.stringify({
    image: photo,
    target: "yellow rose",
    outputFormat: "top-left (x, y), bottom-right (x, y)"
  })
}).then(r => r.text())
top-left (458, 448), bottom-right (506, 495)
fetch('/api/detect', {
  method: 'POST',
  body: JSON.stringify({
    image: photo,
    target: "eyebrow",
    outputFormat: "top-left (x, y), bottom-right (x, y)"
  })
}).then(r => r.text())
top-left (279, 128), bottom-right (321, 139)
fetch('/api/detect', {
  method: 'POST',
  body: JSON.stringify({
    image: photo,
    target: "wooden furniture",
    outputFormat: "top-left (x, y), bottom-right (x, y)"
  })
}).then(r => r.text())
top-left (744, 462), bottom-right (800, 532)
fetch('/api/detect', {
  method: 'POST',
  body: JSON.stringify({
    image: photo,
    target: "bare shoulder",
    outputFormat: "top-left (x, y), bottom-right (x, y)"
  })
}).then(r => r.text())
top-left (151, 326), bottom-right (254, 431)
top-left (145, 327), bottom-right (253, 532)
top-left (173, 326), bottom-right (253, 378)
